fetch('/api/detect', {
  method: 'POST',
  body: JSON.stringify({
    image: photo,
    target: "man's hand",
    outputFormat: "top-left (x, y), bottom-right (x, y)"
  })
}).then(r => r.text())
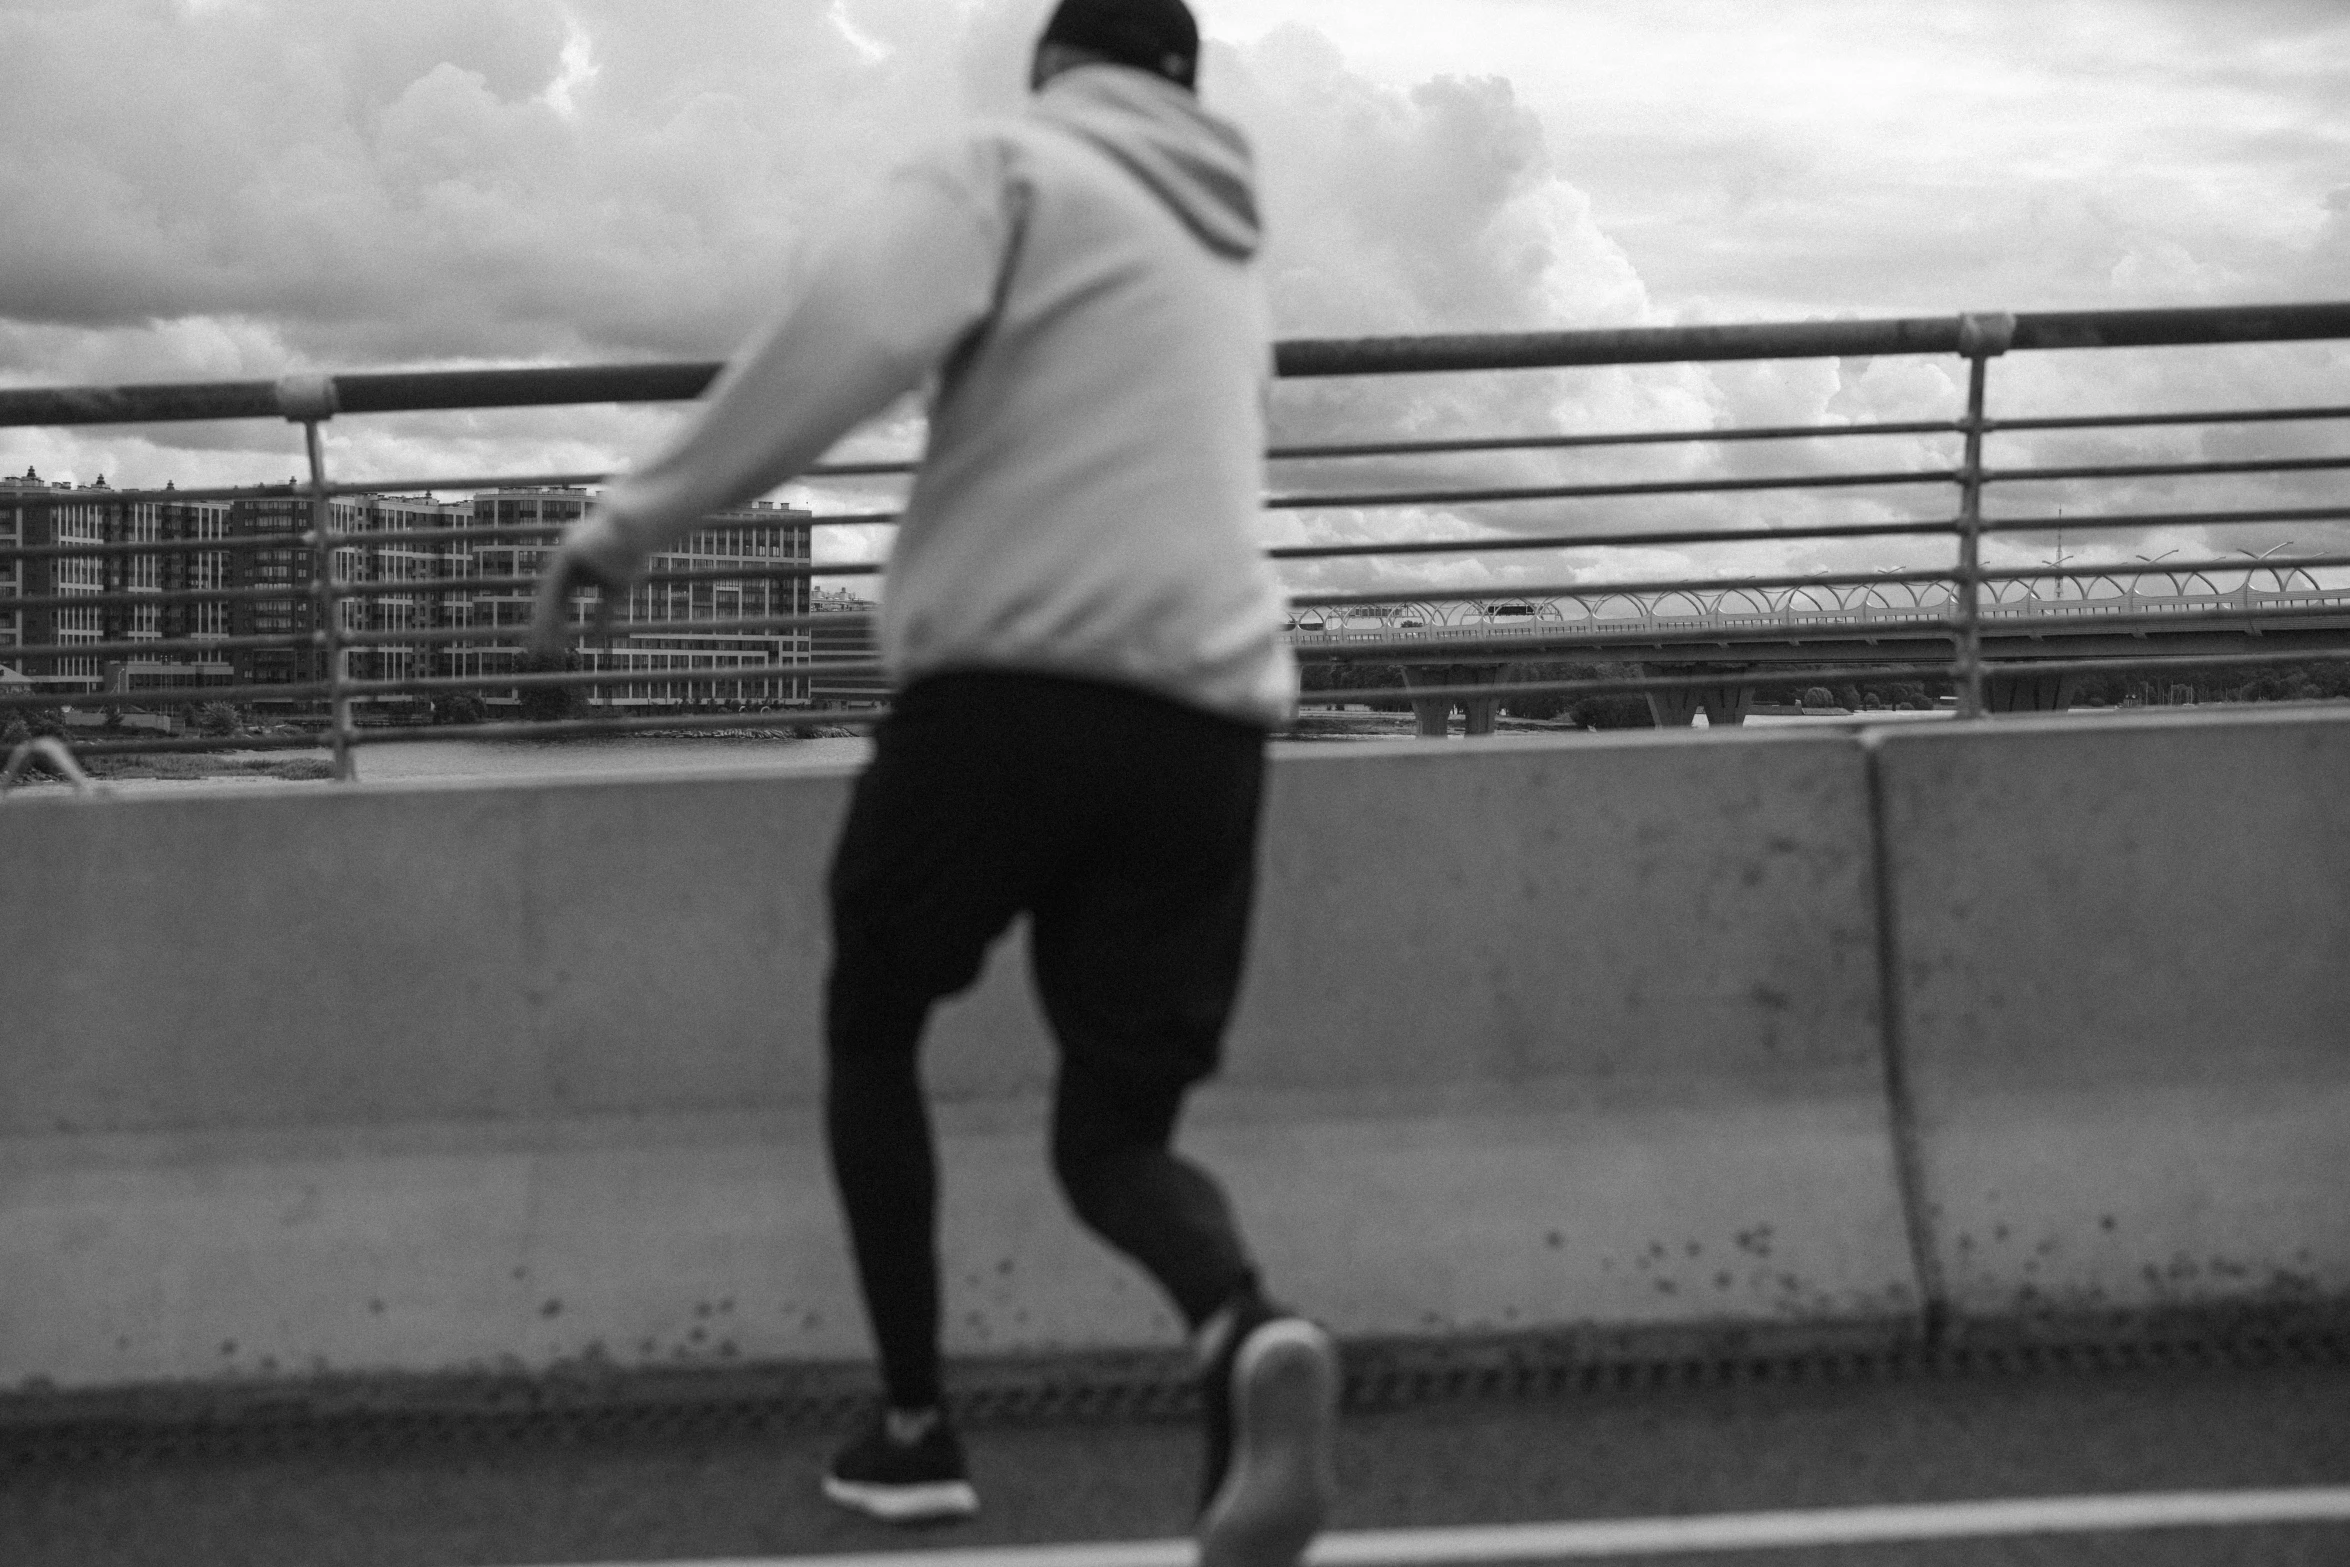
top-left (527, 542), bottom-right (628, 663)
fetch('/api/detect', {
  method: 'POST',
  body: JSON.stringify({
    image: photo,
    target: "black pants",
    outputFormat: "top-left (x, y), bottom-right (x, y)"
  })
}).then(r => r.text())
top-left (825, 672), bottom-right (1266, 1409)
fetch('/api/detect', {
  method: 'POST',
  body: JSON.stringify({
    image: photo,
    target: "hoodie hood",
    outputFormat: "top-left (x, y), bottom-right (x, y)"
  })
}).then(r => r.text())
top-left (1033, 65), bottom-right (1260, 260)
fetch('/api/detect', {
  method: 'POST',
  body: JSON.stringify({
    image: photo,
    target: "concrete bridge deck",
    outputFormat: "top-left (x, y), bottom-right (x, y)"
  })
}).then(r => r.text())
top-left (5, 704), bottom-right (2343, 1395)
top-left (4, 702), bottom-right (2348, 1565)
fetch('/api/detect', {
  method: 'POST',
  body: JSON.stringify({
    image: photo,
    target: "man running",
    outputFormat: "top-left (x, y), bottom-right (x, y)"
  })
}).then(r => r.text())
top-left (527, 1), bottom-right (1337, 1561)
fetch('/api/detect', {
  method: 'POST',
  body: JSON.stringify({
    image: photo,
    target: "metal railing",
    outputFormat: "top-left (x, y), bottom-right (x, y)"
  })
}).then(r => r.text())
top-left (2, 299), bottom-right (2346, 781)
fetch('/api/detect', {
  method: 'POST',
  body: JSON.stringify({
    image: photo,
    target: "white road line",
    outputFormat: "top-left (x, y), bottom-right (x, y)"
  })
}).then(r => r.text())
top-left (530, 1485), bottom-right (2350, 1567)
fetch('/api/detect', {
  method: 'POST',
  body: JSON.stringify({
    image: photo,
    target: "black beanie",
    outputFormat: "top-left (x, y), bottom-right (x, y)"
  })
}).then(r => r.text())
top-left (1039, 0), bottom-right (1199, 88)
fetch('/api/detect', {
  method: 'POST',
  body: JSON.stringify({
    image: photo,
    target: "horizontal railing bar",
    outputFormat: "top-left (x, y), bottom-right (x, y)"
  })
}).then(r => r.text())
top-left (0, 679), bottom-right (334, 710)
top-left (1981, 503), bottom-right (2350, 534)
top-left (0, 481), bottom-right (305, 511)
top-left (1268, 468), bottom-right (1957, 511)
top-left (1288, 557), bottom-right (2350, 611)
top-left (1306, 663), bottom-right (1966, 707)
top-left (1985, 453), bottom-right (2350, 484)
top-left (332, 662), bottom-right (875, 699)
top-left (1293, 602), bottom-right (2350, 658)
top-left (1275, 301), bottom-right (2350, 378)
top-left (2009, 301), bottom-right (2350, 352)
top-left (311, 525), bottom-right (587, 548)
top-left (0, 561), bottom-right (880, 610)
top-left (13, 489), bottom-right (2341, 570)
top-left (23, 649), bottom-right (2350, 727)
top-left (28, 581), bottom-right (2345, 670)
top-left (20, 582), bottom-right (2346, 670)
top-left (21, 500), bottom-right (2337, 568)
top-left (1290, 569), bottom-right (1958, 610)
top-left (338, 363), bottom-right (720, 416)
top-left (8, 303), bottom-right (2347, 430)
top-left (0, 365), bottom-right (687, 428)
top-left (316, 470), bottom-right (609, 498)
top-left (316, 459), bottom-right (909, 493)
top-left (3, 583), bottom-right (342, 611)
top-left (0, 408), bottom-right (2328, 521)
top-left (32, 648), bottom-right (2350, 732)
top-left (0, 627), bottom-right (822, 661)
top-left (1320, 646), bottom-right (2350, 710)
top-left (1267, 519), bottom-right (1956, 562)
top-left (1988, 402), bottom-right (2350, 433)
top-left (0, 633), bottom-right (277, 659)
top-left (1296, 627), bottom-right (1955, 660)
top-left (0, 656), bottom-right (868, 710)
top-left (1276, 317), bottom-right (1972, 376)
top-left (1295, 564), bottom-right (2350, 618)
top-left (0, 515), bottom-right (869, 563)
top-left (45, 707), bottom-right (891, 759)
top-left (1975, 646), bottom-right (2350, 678)
top-left (1, 534), bottom-right (315, 562)
top-left (1265, 419), bottom-right (1961, 461)
top-left (312, 528), bottom-right (811, 550)
top-left (337, 613), bottom-right (845, 649)
top-left (14, 554), bottom-right (2338, 623)
top-left (52, 730), bottom-right (354, 757)
top-left (345, 709), bottom-right (888, 745)
top-left (320, 462), bottom-right (911, 496)
top-left (11, 491), bottom-right (2338, 568)
top-left (14, 501), bottom-right (2340, 573)
top-left (35, 650), bottom-right (2350, 761)
top-left (314, 519), bottom-right (889, 548)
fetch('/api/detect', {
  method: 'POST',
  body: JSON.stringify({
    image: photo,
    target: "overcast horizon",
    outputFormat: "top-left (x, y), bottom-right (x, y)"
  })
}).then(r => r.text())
top-left (3, 0), bottom-right (2345, 595)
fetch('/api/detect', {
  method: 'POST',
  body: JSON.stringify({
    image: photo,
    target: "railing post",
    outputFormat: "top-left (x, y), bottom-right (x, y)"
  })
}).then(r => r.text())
top-left (279, 375), bottom-right (352, 780)
top-left (1952, 312), bottom-right (2015, 718)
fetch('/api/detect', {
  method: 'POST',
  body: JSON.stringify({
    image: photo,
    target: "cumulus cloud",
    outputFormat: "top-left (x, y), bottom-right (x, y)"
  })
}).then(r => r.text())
top-left (0, 0), bottom-right (2343, 594)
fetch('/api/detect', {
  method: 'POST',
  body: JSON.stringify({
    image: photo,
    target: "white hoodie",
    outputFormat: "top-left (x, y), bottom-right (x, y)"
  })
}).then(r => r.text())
top-left (567, 66), bottom-right (1297, 728)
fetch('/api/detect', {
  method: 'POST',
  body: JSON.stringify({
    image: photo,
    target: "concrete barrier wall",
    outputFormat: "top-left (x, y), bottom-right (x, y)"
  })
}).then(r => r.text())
top-left (1, 731), bottom-right (1910, 1391)
top-left (1872, 706), bottom-right (2350, 1333)
top-left (4, 708), bottom-right (2345, 1395)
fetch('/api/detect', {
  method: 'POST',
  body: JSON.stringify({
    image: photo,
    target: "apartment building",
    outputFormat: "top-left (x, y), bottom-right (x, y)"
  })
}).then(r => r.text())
top-left (464, 487), bottom-right (814, 708)
top-left (0, 470), bottom-right (234, 695)
top-left (226, 490), bottom-right (472, 695)
top-left (3, 474), bottom-right (815, 712)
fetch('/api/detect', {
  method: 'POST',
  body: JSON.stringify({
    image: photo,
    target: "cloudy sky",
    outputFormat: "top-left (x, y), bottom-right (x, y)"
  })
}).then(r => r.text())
top-left (3, 0), bottom-right (2345, 594)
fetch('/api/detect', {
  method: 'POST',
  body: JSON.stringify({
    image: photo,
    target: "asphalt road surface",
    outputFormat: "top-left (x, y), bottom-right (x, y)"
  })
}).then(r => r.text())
top-left (6, 1358), bottom-right (2345, 1567)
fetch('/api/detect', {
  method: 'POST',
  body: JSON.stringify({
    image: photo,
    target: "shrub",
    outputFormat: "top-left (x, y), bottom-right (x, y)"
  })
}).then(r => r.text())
top-left (515, 656), bottom-right (585, 724)
top-left (1570, 693), bottom-right (1656, 729)
top-left (432, 692), bottom-right (489, 726)
top-left (193, 702), bottom-right (242, 737)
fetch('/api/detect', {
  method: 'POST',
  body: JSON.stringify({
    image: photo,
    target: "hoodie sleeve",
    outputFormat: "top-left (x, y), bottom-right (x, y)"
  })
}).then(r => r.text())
top-left (561, 144), bottom-right (1009, 579)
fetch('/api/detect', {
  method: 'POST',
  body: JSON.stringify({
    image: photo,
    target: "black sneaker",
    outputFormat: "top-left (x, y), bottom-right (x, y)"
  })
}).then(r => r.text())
top-left (1198, 1307), bottom-right (1338, 1567)
top-left (822, 1410), bottom-right (980, 1524)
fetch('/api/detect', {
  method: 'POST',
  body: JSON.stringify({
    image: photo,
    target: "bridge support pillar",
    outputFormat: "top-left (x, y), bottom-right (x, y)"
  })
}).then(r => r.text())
top-left (1984, 671), bottom-right (2081, 713)
top-left (1642, 669), bottom-right (1757, 728)
top-left (1462, 691), bottom-right (1500, 737)
top-left (1402, 664), bottom-right (1504, 738)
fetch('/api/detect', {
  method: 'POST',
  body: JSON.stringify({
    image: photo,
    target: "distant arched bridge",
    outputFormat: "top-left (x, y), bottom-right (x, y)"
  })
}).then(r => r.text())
top-left (1286, 577), bottom-right (2350, 732)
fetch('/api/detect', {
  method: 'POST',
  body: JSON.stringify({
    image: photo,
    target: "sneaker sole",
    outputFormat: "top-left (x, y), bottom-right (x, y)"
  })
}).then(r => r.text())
top-left (821, 1475), bottom-right (980, 1523)
top-left (1198, 1319), bottom-right (1338, 1567)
